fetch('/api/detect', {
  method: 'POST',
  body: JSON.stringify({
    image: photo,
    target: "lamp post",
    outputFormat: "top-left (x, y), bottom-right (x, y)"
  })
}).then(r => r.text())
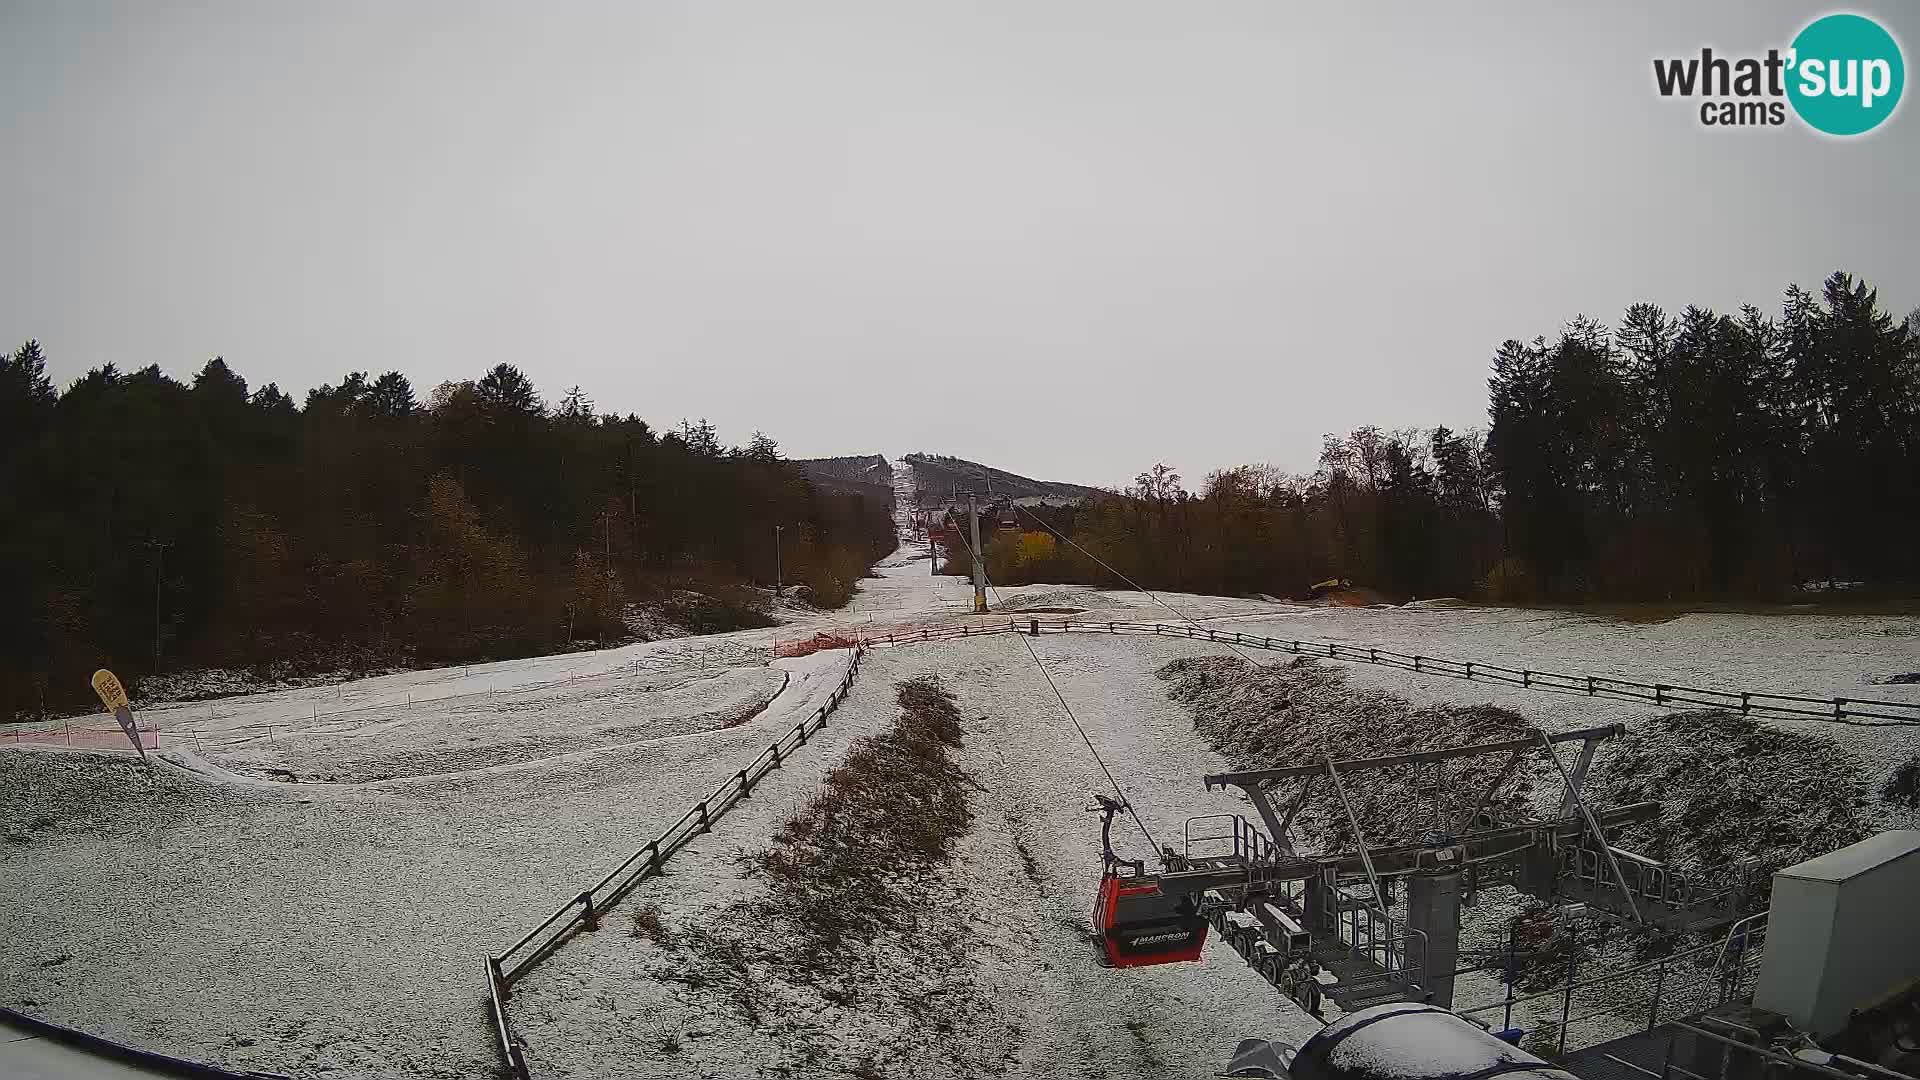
top-left (147, 538), bottom-right (172, 674)
top-left (774, 524), bottom-right (783, 594)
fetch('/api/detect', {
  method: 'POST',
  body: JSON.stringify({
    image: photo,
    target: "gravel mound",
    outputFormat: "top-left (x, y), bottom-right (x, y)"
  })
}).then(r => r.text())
top-left (1590, 711), bottom-right (1870, 878)
top-left (1157, 655), bottom-right (1539, 851)
top-left (1157, 656), bottom-right (1885, 885)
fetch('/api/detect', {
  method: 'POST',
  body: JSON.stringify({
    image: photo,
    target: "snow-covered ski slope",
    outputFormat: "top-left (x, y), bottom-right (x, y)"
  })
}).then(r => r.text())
top-left (4, 479), bottom-right (1918, 1078)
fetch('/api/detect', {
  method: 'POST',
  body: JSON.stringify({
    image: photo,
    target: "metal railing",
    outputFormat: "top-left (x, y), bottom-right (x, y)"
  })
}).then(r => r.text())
top-left (481, 645), bottom-right (867, 1080)
top-left (1625, 1020), bottom-right (1914, 1080)
top-left (1458, 916), bottom-right (1767, 1057)
top-left (821, 618), bottom-right (1920, 728)
top-left (1325, 882), bottom-right (1430, 1003)
top-left (1183, 813), bottom-right (1279, 865)
top-left (1557, 844), bottom-right (1763, 930)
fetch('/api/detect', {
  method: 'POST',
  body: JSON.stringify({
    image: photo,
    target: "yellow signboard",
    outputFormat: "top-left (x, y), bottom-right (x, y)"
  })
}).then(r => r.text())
top-left (90, 669), bottom-right (147, 761)
top-left (91, 669), bottom-right (131, 712)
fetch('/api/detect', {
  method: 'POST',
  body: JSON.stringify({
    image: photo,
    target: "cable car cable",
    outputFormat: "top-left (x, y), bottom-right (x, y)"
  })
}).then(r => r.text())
top-left (952, 519), bottom-right (1161, 855)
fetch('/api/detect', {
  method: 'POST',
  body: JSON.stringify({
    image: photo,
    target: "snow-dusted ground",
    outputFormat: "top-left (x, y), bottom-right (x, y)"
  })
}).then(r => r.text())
top-left (6, 492), bottom-right (1920, 1080)
top-left (0, 643), bottom-right (854, 1078)
top-left (1205, 604), bottom-right (1920, 793)
top-left (195, 664), bottom-right (789, 783)
top-left (511, 634), bottom-right (1325, 1080)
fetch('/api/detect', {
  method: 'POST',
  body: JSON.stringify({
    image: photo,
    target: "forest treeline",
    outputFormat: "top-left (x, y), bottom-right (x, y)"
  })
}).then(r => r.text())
top-left (960, 272), bottom-right (1919, 604)
top-left (0, 355), bottom-right (895, 717)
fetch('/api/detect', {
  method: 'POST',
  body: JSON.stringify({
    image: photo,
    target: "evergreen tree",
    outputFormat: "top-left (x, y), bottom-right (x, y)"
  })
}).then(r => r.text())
top-left (366, 371), bottom-right (416, 417)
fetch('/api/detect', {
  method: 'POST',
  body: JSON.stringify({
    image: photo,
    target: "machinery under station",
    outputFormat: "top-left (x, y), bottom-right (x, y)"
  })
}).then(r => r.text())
top-left (1088, 723), bottom-right (1920, 1080)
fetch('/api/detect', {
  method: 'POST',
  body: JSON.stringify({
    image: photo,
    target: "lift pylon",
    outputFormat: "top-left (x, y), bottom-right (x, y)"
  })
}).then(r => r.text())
top-left (1096, 724), bottom-right (1762, 1018)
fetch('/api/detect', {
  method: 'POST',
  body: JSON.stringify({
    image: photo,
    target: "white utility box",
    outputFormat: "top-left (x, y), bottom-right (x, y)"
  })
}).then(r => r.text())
top-left (1753, 830), bottom-right (1920, 1039)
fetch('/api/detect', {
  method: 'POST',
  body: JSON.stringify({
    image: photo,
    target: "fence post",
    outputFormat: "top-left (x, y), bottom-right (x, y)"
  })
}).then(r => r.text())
top-left (1559, 945), bottom-right (1577, 1055)
top-left (1654, 684), bottom-right (1665, 706)
top-left (1465, 662), bottom-right (1474, 679)
top-left (1586, 676), bottom-right (1595, 696)
top-left (1413, 655), bottom-right (1421, 672)
top-left (1648, 958), bottom-right (1667, 1031)
top-left (735, 767), bottom-right (751, 796)
top-left (1502, 923), bottom-right (1518, 1032)
top-left (770, 742), bottom-right (783, 767)
top-left (697, 801), bottom-right (710, 833)
top-left (1030, 619), bottom-right (1039, 637)
top-left (1522, 670), bottom-right (1531, 688)
top-left (579, 890), bottom-right (599, 932)
top-left (1834, 698), bottom-right (1845, 721)
top-left (489, 954), bottom-right (509, 997)
top-left (1740, 692), bottom-right (1750, 714)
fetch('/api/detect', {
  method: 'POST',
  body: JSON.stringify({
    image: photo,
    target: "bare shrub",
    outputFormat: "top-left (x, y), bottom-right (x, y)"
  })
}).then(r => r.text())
top-left (629, 904), bottom-right (672, 945)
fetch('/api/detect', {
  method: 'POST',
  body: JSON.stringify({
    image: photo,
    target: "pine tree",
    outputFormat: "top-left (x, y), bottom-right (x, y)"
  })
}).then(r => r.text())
top-left (0, 340), bottom-right (56, 457)
top-left (744, 431), bottom-right (780, 462)
top-left (367, 371), bottom-right (416, 417)
top-left (476, 364), bottom-right (543, 417)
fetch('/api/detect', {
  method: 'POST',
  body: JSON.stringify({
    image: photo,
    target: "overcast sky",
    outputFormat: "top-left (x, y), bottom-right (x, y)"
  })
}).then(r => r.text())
top-left (3, 2), bottom-right (1914, 488)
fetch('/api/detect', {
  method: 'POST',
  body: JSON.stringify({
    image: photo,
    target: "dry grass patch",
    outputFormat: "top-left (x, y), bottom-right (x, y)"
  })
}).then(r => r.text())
top-left (754, 677), bottom-right (973, 949)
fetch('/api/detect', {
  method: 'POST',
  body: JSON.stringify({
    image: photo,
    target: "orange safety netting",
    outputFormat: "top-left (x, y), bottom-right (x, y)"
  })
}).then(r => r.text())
top-left (771, 632), bottom-right (867, 658)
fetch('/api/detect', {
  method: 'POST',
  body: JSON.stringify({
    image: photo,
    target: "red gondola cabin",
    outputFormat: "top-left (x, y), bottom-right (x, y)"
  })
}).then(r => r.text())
top-left (1093, 865), bottom-right (1209, 967)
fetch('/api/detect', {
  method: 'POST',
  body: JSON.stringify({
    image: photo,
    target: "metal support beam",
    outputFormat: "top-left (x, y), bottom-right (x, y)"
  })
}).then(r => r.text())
top-left (1238, 782), bottom-right (1295, 854)
top-left (1319, 802), bottom-right (1658, 879)
top-left (1556, 736), bottom-right (1602, 819)
top-left (1204, 724), bottom-right (1624, 788)
top-left (1538, 730), bottom-right (1643, 924)
top-left (1324, 757), bottom-right (1388, 918)
top-left (1276, 776), bottom-right (1315, 852)
top-left (1454, 749), bottom-right (1527, 834)
top-left (966, 491), bottom-right (987, 614)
